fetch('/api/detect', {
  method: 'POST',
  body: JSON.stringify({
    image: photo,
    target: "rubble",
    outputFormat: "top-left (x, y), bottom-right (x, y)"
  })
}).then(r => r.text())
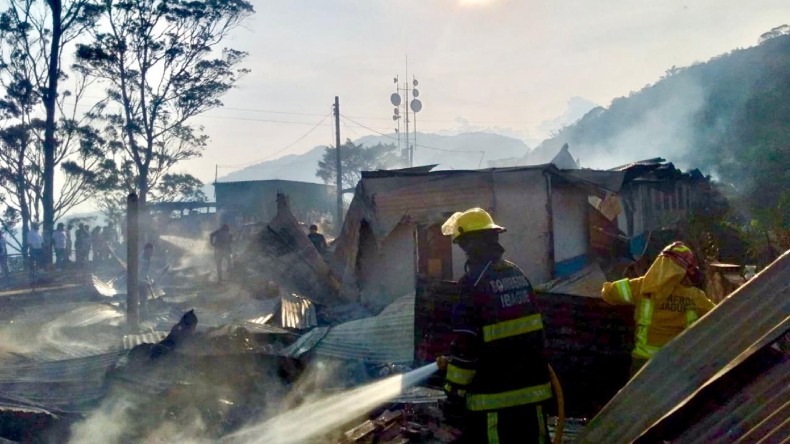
top-left (238, 193), bottom-right (340, 304)
top-left (0, 178), bottom-right (780, 443)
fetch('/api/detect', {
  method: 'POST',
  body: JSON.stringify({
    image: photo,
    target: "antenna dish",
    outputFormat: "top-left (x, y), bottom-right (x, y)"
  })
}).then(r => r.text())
top-left (410, 99), bottom-right (422, 113)
top-left (413, 79), bottom-right (419, 86)
top-left (390, 93), bottom-right (401, 106)
top-left (392, 115), bottom-right (400, 121)
top-left (394, 107), bottom-right (400, 115)
top-left (412, 88), bottom-right (420, 98)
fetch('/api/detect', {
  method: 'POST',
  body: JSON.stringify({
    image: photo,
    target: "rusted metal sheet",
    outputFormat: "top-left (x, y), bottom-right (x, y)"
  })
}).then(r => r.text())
top-left (579, 250), bottom-right (790, 443)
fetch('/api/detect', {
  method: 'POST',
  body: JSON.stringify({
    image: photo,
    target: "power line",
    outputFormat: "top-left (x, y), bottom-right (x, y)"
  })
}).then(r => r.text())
top-left (59, 100), bottom-right (333, 126)
top-left (341, 117), bottom-right (364, 140)
top-left (344, 114), bottom-right (545, 125)
top-left (61, 99), bottom-right (539, 128)
top-left (197, 114), bottom-right (333, 126)
top-left (210, 107), bottom-right (328, 117)
top-left (217, 112), bottom-right (332, 170)
top-left (341, 115), bottom-right (486, 154)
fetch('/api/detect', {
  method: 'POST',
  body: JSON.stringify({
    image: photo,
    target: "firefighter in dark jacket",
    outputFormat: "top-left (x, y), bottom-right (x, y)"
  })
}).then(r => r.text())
top-left (439, 208), bottom-right (552, 443)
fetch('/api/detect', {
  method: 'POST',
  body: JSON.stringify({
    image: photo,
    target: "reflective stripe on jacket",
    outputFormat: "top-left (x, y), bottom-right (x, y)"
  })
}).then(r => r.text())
top-left (444, 259), bottom-right (552, 411)
top-left (602, 256), bottom-right (715, 359)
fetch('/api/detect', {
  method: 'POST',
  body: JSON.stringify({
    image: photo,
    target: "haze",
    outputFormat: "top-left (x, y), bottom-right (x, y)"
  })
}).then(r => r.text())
top-left (181, 0), bottom-right (789, 182)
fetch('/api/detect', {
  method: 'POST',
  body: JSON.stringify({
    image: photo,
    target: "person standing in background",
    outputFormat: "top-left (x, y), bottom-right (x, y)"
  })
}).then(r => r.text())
top-left (103, 224), bottom-right (118, 262)
top-left (52, 223), bottom-right (67, 269)
top-left (209, 224), bottom-right (233, 283)
top-left (91, 226), bottom-right (103, 264)
top-left (75, 224), bottom-right (87, 266)
top-left (307, 224), bottom-right (328, 254)
top-left (65, 225), bottom-right (73, 265)
top-left (0, 231), bottom-right (9, 277)
top-left (27, 223), bottom-right (44, 278)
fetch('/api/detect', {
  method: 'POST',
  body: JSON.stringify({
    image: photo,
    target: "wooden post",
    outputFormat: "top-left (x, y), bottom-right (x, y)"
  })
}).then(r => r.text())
top-left (126, 193), bottom-right (139, 332)
top-left (334, 96), bottom-right (343, 235)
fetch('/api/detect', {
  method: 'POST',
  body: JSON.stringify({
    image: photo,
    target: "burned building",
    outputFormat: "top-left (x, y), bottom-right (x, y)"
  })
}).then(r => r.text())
top-left (601, 158), bottom-right (708, 259)
top-left (331, 161), bottom-right (708, 310)
top-left (330, 164), bottom-right (596, 309)
top-left (326, 160), bottom-right (712, 417)
top-left (213, 179), bottom-right (337, 226)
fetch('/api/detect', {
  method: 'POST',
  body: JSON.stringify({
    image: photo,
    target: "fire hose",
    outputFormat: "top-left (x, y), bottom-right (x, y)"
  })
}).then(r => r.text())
top-left (549, 364), bottom-right (565, 444)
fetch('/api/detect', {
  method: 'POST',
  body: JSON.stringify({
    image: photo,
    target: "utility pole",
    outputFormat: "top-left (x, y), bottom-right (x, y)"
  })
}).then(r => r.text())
top-left (334, 96), bottom-right (343, 235)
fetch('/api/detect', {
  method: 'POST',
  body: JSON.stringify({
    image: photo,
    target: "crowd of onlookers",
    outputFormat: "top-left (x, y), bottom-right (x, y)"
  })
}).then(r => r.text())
top-left (0, 222), bottom-right (122, 279)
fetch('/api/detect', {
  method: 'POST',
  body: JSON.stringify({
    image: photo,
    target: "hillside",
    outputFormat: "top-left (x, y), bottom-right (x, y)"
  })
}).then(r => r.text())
top-left (528, 34), bottom-right (789, 171)
top-left (526, 33), bottom-right (790, 229)
top-left (217, 146), bottom-right (329, 184)
top-left (216, 131), bottom-right (531, 184)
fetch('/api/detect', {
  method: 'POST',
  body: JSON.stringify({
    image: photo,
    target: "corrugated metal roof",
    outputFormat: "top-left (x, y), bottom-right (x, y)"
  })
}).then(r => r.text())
top-left (0, 393), bottom-right (60, 417)
top-left (560, 169), bottom-right (626, 193)
top-left (579, 250), bottom-right (790, 443)
top-left (214, 179), bottom-right (333, 188)
top-left (0, 352), bottom-right (123, 411)
top-left (193, 297), bottom-right (279, 328)
top-left (122, 331), bottom-right (169, 350)
top-left (671, 354), bottom-right (789, 443)
top-left (280, 293), bottom-right (317, 330)
top-left (281, 326), bottom-right (330, 358)
top-left (313, 294), bottom-right (415, 364)
top-left (361, 164), bottom-right (554, 179)
top-left (3, 303), bottom-right (126, 361)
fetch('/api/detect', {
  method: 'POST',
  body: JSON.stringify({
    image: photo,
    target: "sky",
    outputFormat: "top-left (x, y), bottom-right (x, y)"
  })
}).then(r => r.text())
top-left (179, 0), bottom-right (789, 184)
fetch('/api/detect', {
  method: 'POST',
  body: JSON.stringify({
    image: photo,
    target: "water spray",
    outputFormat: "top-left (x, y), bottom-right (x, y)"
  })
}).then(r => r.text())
top-left (225, 363), bottom-right (439, 444)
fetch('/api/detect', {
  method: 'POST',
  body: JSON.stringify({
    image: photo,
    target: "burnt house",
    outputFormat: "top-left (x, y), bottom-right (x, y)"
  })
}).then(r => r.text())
top-left (328, 159), bottom-right (712, 417)
top-left (330, 164), bottom-right (601, 310)
top-left (589, 158), bottom-right (708, 260)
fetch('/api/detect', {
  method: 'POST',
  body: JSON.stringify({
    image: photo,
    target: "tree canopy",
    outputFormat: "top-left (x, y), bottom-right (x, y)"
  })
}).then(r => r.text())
top-left (316, 140), bottom-right (403, 191)
top-left (75, 0), bottom-right (253, 204)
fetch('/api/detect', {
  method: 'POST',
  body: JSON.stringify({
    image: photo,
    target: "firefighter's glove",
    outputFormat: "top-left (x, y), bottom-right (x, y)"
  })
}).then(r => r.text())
top-left (436, 355), bottom-right (449, 371)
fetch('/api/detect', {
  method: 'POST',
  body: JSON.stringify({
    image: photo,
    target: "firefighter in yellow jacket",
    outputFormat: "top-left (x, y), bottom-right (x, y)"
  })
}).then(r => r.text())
top-left (602, 241), bottom-right (715, 374)
top-left (440, 208), bottom-right (552, 443)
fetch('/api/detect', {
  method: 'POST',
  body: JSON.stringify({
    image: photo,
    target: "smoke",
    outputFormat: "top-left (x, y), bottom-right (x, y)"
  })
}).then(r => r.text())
top-left (68, 387), bottom-right (214, 444)
top-left (224, 363), bottom-right (438, 444)
top-left (565, 76), bottom-right (708, 171)
top-left (0, 303), bottom-right (124, 360)
top-left (65, 355), bottom-right (365, 443)
top-left (159, 233), bottom-right (215, 274)
top-left (68, 394), bottom-right (136, 444)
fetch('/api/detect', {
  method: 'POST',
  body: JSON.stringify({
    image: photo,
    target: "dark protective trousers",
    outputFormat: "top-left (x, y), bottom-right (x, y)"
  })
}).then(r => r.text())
top-left (459, 402), bottom-right (549, 444)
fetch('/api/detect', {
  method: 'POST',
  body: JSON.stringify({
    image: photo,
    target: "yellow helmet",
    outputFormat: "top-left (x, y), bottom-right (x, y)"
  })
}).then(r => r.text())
top-left (442, 208), bottom-right (506, 242)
